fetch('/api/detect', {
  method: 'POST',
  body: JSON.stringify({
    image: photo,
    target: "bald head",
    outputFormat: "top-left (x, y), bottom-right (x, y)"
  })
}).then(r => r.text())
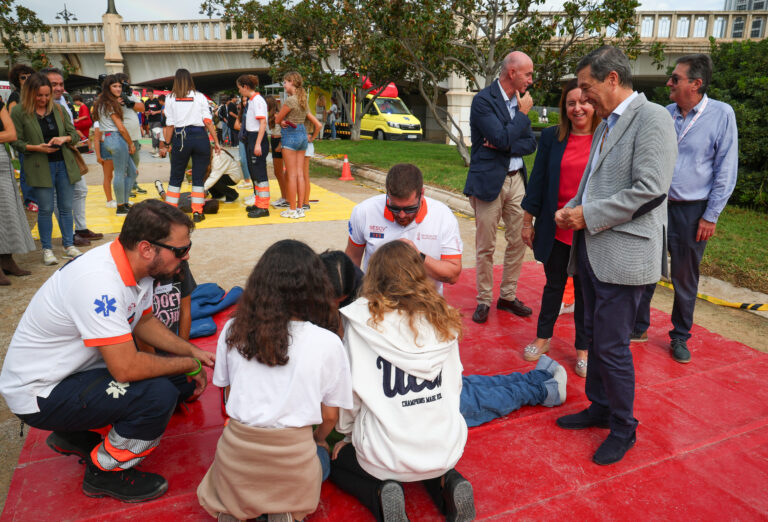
top-left (500, 51), bottom-right (534, 97)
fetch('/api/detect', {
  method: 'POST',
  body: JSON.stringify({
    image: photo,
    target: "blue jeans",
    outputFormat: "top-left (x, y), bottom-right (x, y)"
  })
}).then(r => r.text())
top-left (238, 141), bottom-right (250, 181)
top-left (317, 445), bottom-right (330, 481)
top-left (18, 155), bottom-right (36, 205)
top-left (104, 132), bottom-right (137, 205)
top-left (222, 124), bottom-right (231, 145)
top-left (330, 120), bottom-right (337, 140)
top-left (36, 160), bottom-right (75, 250)
top-left (460, 371), bottom-right (550, 427)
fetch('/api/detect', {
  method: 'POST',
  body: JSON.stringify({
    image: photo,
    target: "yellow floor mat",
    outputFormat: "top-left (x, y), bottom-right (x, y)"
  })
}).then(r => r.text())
top-left (32, 180), bottom-right (356, 239)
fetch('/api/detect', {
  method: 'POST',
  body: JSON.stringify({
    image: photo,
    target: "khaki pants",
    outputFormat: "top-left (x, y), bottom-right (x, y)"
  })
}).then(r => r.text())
top-left (470, 172), bottom-right (526, 305)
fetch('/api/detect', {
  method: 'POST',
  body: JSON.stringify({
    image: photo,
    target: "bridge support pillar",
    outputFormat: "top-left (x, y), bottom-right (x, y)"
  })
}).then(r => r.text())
top-left (102, 11), bottom-right (124, 74)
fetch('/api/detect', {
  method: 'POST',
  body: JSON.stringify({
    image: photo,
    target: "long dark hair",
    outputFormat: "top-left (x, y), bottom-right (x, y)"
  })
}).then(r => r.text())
top-left (171, 68), bottom-right (195, 99)
top-left (93, 74), bottom-right (124, 123)
top-left (226, 240), bottom-right (340, 366)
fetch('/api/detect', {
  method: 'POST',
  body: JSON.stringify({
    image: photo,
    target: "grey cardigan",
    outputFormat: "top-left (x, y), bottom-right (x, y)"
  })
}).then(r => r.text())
top-left (567, 93), bottom-right (677, 286)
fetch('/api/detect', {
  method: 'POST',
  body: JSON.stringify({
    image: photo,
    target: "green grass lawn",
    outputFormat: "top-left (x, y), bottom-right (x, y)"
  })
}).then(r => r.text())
top-left (313, 139), bottom-right (533, 193)
top-left (313, 139), bottom-right (767, 293)
top-left (700, 206), bottom-right (768, 294)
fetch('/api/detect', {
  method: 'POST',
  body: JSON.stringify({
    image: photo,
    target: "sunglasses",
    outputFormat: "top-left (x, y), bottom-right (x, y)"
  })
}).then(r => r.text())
top-left (148, 240), bottom-right (192, 258)
top-left (668, 74), bottom-right (692, 85)
top-left (386, 196), bottom-right (421, 215)
top-left (19, 74), bottom-right (31, 81)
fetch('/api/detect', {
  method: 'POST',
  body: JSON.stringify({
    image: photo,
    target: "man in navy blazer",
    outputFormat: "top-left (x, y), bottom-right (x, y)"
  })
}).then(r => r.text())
top-left (464, 51), bottom-right (538, 324)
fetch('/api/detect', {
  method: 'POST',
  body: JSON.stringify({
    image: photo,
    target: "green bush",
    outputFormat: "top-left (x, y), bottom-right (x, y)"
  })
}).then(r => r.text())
top-left (547, 111), bottom-right (559, 124)
top-left (528, 110), bottom-right (539, 123)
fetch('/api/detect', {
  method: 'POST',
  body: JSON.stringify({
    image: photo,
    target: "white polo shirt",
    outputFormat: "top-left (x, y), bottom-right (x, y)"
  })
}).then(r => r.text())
top-left (164, 90), bottom-right (212, 128)
top-left (0, 241), bottom-right (154, 415)
top-left (244, 92), bottom-right (267, 133)
top-left (348, 194), bottom-right (463, 294)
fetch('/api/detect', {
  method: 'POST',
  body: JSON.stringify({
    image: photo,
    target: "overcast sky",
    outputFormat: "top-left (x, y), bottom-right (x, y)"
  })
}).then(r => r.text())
top-left (21, 0), bottom-right (727, 24)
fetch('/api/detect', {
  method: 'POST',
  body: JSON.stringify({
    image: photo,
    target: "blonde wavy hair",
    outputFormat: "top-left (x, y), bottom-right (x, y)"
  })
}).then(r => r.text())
top-left (361, 241), bottom-right (463, 343)
top-left (283, 71), bottom-right (307, 111)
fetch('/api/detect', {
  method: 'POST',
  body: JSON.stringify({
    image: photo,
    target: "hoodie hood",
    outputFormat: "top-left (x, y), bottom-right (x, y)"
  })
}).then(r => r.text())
top-left (341, 298), bottom-right (455, 382)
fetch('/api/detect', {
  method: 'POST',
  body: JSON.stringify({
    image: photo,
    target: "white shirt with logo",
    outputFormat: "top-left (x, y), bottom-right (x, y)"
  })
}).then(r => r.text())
top-left (165, 90), bottom-right (212, 128)
top-left (348, 194), bottom-right (463, 294)
top-left (0, 241), bottom-right (153, 414)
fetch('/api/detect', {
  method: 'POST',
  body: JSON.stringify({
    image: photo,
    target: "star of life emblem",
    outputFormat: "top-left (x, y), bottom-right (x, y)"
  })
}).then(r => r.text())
top-left (106, 381), bottom-right (129, 399)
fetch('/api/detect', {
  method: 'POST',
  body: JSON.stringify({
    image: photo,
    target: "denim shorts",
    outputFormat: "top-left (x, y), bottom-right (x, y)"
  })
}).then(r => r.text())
top-left (281, 124), bottom-right (308, 151)
top-left (99, 141), bottom-right (112, 160)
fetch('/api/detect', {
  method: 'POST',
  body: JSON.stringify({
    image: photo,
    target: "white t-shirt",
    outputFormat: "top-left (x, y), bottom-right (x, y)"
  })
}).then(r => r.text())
top-left (214, 319), bottom-right (353, 428)
top-left (0, 241), bottom-right (154, 414)
top-left (164, 90), bottom-right (212, 128)
top-left (244, 92), bottom-right (267, 133)
top-left (348, 194), bottom-right (463, 294)
top-left (328, 103), bottom-right (338, 123)
top-left (122, 94), bottom-right (142, 141)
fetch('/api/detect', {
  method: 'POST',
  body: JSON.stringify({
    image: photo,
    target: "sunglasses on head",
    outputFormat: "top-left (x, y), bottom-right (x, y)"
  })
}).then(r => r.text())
top-left (386, 196), bottom-right (421, 215)
top-left (19, 74), bottom-right (30, 81)
top-left (148, 240), bottom-right (192, 258)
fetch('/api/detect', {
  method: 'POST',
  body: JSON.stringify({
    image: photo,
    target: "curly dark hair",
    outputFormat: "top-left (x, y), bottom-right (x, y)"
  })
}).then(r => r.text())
top-left (226, 240), bottom-right (340, 366)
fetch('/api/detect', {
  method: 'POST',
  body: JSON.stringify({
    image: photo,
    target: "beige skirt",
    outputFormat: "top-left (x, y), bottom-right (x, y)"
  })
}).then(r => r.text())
top-left (197, 420), bottom-right (321, 520)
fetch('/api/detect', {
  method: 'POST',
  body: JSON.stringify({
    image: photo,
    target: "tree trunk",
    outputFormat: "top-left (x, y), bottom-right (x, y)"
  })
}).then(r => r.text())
top-left (417, 78), bottom-right (471, 167)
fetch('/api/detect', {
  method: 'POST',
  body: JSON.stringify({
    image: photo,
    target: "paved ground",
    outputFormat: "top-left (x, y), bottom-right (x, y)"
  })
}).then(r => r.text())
top-left (1, 148), bottom-right (766, 513)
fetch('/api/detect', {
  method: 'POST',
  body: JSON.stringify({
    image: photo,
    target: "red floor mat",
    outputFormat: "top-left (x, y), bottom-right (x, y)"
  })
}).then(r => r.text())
top-left (3, 263), bottom-right (766, 521)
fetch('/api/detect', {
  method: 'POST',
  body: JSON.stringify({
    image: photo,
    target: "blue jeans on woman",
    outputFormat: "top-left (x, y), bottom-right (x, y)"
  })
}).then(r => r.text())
top-left (238, 140), bottom-right (250, 181)
top-left (18, 155), bottom-right (36, 206)
top-left (103, 132), bottom-right (137, 205)
top-left (36, 160), bottom-right (75, 250)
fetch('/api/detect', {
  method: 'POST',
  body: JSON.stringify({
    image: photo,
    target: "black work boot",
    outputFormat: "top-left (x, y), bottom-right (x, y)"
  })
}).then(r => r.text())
top-left (46, 431), bottom-right (103, 460)
top-left (82, 463), bottom-right (168, 503)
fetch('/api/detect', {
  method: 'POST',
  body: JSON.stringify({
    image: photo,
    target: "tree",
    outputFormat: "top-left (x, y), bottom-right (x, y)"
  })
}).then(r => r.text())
top-left (707, 37), bottom-right (768, 211)
top-left (202, 0), bottom-right (409, 140)
top-left (388, 0), bottom-right (655, 166)
top-left (0, 0), bottom-right (48, 66)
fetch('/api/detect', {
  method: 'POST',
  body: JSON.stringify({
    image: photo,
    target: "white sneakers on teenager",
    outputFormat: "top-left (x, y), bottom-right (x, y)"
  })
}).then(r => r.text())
top-left (279, 208), bottom-right (305, 219)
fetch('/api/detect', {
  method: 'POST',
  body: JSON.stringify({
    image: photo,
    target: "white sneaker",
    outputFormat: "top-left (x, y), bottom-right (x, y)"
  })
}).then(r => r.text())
top-left (243, 194), bottom-right (255, 206)
top-left (237, 181), bottom-right (252, 190)
top-left (42, 249), bottom-right (58, 265)
top-left (105, 200), bottom-right (117, 208)
top-left (280, 209), bottom-right (295, 218)
top-left (293, 208), bottom-right (305, 219)
top-left (63, 246), bottom-right (82, 258)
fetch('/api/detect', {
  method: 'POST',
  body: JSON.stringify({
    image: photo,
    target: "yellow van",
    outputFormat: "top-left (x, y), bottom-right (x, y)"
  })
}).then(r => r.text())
top-left (360, 96), bottom-right (423, 141)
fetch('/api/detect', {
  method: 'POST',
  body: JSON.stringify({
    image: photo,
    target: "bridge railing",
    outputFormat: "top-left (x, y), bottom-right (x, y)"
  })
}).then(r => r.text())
top-left (14, 10), bottom-right (767, 50)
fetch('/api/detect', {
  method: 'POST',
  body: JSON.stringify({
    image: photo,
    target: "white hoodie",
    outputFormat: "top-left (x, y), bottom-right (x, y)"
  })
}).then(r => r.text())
top-left (337, 298), bottom-right (468, 482)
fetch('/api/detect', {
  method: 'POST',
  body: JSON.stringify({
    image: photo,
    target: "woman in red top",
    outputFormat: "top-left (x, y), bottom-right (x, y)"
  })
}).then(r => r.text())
top-left (72, 95), bottom-right (93, 152)
top-left (520, 79), bottom-right (599, 377)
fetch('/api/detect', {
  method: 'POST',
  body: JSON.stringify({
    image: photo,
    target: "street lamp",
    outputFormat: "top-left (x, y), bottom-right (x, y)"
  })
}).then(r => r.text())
top-left (55, 4), bottom-right (78, 25)
top-left (199, 4), bottom-right (220, 19)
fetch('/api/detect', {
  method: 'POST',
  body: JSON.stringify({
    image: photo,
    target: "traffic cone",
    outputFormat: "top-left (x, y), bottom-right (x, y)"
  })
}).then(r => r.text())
top-left (339, 155), bottom-right (354, 181)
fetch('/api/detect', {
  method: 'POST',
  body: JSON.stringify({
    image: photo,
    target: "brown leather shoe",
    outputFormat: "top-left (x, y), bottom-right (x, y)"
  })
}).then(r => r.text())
top-left (75, 229), bottom-right (104, 240)
top-left (73, 234), bottom-right (91, 247)
top-left (497, 297), bottom-right (532, 317)
top-left (471, 304), bottom-right (490, 324)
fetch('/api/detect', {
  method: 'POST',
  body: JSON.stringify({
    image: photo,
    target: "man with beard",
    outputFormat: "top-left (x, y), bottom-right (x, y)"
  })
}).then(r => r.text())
top-left (0, 200), bottom-right (214, 503)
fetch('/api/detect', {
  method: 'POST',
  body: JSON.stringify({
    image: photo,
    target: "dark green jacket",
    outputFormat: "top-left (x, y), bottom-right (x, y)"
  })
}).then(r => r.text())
top-left (10, 102), bottom-right (81, 188)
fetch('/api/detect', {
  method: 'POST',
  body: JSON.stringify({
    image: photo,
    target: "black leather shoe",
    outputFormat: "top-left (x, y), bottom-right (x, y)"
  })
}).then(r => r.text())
top-left (245, 205), bottom-right (257, 212)
top-left (671, 338), bottom-right (691, 363)
top-left (247, 208), bottom-right (270, 219)
top-left (497, 297), bottom-right (532, 317)
top-left (83, 463), bottom-right (168, 502)
top-left (556, 409), bottom-right (610, 430)
top-left (592, 431), bottom-right (636, 465)
top-left (193, 212), bottom-right (205, 223)
top-left (75, 229), bottom-right (104, 240)
top-left (472, 304), bottom-right (490, 324)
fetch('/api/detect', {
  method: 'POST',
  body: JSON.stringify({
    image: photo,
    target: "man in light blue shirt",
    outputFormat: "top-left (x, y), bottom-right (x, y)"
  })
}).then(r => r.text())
top-left (632, 54), bottom-right (739, 364)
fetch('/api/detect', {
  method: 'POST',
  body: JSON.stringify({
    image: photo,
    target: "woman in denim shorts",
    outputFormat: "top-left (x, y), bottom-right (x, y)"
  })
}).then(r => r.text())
top-left (274, 71), bottom-right (321, 219)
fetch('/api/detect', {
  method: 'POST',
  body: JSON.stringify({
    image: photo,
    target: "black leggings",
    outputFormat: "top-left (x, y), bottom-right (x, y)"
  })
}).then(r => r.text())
top-left (330, 444), bottom-right (445, 521)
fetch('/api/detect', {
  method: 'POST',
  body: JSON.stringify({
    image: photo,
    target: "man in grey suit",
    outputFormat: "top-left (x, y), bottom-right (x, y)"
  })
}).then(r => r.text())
top-left (554, 47), bottom-right (677, 465)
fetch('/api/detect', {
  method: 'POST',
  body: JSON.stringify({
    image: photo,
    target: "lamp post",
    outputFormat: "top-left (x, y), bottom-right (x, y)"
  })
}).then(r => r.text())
top-left (55, 4), bottom-right (78, 25)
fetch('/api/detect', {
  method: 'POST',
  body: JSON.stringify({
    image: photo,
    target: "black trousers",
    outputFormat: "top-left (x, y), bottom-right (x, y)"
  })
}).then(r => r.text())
top-left (577, 233), bottom-right (643, 439)
top-left (536, 239), bottom-right (587, 350)
top-left (634, 200), bottom-right (708, 341)
top-left (330, 444), bottom-right (445, 522)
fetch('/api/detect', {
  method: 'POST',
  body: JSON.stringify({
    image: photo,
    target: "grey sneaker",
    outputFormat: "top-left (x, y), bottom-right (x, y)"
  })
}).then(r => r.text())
top-left (671, 338), bottom-right (691, 363)
top-left (379, 481), bottom-right (407, 522)
top-left (63, 246), bottom-right (82, 259)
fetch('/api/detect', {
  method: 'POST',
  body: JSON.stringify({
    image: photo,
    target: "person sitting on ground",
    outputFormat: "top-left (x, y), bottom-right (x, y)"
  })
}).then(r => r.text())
top-left (204, 148), bottom-right (243, 203)
top-left (197, 240), bottom-right (353, 522)
top-left (330, 241), bottom-right (568, 521)
top-left (135, 258), bottom-right (199, 404)
top-left (0, 199), bottom-right (214, 503)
